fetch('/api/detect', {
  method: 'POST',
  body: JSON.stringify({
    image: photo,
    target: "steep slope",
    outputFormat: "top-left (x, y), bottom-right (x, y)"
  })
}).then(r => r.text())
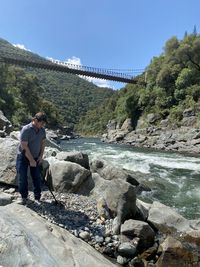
top-left (0, 37), bottom-right (114, 128)
top-left (76, 33), bottom-right (200, 134)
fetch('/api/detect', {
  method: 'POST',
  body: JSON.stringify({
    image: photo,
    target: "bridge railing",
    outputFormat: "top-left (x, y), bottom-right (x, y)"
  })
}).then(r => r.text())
top-left (49, 59), bottom-right (143, 79)
top-left (0, 52), bottom-right (144, 83)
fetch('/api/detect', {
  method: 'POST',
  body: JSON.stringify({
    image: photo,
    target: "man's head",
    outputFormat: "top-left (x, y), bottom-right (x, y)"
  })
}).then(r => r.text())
top-left (32, 112), bottom-right (47, 128)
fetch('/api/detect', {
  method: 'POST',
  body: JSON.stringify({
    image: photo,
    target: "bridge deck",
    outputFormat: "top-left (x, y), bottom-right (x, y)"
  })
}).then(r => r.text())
top-left (0, 55), bottom-right (140, 84)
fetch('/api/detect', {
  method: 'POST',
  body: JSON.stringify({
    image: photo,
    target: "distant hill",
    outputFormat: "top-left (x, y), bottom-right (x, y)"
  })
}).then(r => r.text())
top-left (0, 37), bottom-right (114, 129)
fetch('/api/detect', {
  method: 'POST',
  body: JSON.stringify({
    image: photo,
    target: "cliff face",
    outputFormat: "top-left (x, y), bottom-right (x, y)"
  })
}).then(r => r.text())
top-left (102, 108), bottom-right (200, 154)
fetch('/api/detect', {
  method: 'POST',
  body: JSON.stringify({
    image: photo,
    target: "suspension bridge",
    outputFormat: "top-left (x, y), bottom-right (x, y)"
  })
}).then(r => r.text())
top-left (0, 52), bottom-right (144, 84)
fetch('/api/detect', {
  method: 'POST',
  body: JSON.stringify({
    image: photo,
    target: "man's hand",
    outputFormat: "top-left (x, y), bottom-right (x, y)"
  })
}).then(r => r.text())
top-left (29, 159), bottom-right (37, 167)
top-left (37, 156), bottom-right (43, 165)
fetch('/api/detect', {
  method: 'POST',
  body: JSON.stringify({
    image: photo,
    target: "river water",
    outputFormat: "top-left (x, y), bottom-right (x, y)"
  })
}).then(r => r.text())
top-left (60, 137), bottom-right (200, 220)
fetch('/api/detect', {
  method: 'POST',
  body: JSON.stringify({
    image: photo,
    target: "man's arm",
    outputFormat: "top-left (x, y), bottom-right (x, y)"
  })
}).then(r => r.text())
top-left (21, 141), bottom-right (36, 167)
top-left (38, 139), bottom-right (46, 164)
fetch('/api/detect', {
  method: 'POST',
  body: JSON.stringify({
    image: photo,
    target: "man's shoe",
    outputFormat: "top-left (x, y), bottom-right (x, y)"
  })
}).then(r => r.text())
top-left (16, 197), bottom-right (27, 205)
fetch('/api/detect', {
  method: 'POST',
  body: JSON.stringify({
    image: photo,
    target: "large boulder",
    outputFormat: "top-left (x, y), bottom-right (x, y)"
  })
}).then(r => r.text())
top-left (0, 137), bottom-right (18, 185)
top-left (121, 118), bottom-right (133, 132)
top-left (148, 201), bottom-right (200, 246)
top-left (0, 203), bottom-right (117, 267)
top-left (102, 179), bottom-right (136, 225)
top-left (0, 110), bottom-right (12, 136)
top-left (46, 157), bottom-right (91, 193)
top-left (120, 219), bottom-right (155, 251)
top-left (148, 201), bottom-right (192, 234)
top-left (90, 159), bottom-right (139, 186)
top-left (80, 171), bottom-right (137, 234)
top-left (156, 236), bottom-right (199, 267)
top-left (56, 151), bottom-right (90, 169)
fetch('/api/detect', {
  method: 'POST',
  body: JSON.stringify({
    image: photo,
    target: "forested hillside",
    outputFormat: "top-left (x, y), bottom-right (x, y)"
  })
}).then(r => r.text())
top-left (1, 32), bottom-right (200, 135)
top-left (76, 32), bottom-right (200, 134)
top-left (0, 38), bottom-right (114, 129)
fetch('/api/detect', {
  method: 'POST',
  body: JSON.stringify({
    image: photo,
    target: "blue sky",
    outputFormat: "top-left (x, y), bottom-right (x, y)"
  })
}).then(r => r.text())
top-left (0, 0), bottom-right (199, 89)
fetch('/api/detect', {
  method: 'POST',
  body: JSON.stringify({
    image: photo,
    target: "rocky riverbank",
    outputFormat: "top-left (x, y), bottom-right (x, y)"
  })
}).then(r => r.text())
top-left (1, 111), bottom-right (200, 266)
top-left (0, 187), bottom-right (120, 257)
top-left (1, 133), bottom-right (200, 266)
top-left (102, 110), bottom-right (200, 155)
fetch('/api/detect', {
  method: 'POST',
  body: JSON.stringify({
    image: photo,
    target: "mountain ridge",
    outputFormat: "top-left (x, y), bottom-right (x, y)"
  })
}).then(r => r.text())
top-left (0, 37), bottom-right (114, 129)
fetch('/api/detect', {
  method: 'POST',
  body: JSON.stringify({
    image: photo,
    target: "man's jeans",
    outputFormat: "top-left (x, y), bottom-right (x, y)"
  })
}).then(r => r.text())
top-left (16, 153), bottom-right (41, 200)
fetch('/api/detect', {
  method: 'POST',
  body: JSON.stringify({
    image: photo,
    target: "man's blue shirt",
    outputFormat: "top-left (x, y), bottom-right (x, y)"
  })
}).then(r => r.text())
top-left (18, 122), bottom-right (46, 158)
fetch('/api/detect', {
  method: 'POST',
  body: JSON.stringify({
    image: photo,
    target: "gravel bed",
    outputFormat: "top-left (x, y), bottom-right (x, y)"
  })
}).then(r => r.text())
top-left (0, 185), bottom-right (119, 258)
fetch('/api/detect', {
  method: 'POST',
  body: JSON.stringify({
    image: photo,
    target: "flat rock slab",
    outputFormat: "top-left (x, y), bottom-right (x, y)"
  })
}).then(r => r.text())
top-left (0, 203), bottom-right (117, 267)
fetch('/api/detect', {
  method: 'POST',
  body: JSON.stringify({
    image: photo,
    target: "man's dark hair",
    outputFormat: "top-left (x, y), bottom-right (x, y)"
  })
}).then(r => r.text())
top-left (33, 112), bottom-right (47, 123)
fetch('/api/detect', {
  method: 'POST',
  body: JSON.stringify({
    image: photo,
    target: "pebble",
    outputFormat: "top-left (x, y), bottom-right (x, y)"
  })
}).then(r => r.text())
top-left (95, 235), bottom-right (104, 243)
top-left (105, 236), bottom-right (111, 243)
top-left (117, 255), bottom-right (128, 265)
top-left (79, 231), bottom-right (91, 241)
top-left (4, 188), bottom-right (16, 194)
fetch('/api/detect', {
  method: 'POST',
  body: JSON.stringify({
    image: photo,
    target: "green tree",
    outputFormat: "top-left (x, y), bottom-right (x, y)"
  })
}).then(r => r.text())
top-left (175, 68), bottom-right (200, 89)
top-left (164, 36), bottom-right (179, 56)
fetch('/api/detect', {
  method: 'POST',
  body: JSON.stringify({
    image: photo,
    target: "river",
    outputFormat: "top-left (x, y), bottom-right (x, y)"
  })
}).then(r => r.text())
top-left (60, 137), bottom-right (200, 220)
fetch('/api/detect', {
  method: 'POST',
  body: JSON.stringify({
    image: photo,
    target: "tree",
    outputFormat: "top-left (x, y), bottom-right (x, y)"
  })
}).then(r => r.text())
top-left (164, 36), bottom-right (179, 56)
top-left (0, 64), bottom-right (16, 117)
top-left (193, 25), bottom-right (197, 36)
top-left (177, 35), bottom-right (200, 71)
top-left (175, 68), bottom-right (200, 89)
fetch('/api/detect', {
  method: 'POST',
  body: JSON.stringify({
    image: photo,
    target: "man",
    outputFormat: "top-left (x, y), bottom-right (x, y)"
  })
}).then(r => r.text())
top-left (16, 112), bottom-right (47, 205)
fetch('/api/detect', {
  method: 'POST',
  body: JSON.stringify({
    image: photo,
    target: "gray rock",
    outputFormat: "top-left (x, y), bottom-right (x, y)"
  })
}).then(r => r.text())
top-left (121, 118), bottom-right (133, 132)
top-left (157, 236), bottom-right (199, 267)
top-left (0, 192), bottom-right (13, 206)
top-left (182, 108), bottom-right (195, 117)
top-left (118, 242), bottom-right (137, 257)
top-left (43, 147), bottom-right (60, 158)
top-left (107, 120), bottom-right (117, 131)
top-left (90, 159), bottom-right (139, 185)
top-left (116, 255), bottom-right (128, 265)
top-left (56, 151), bottom-right (90, 169)
top-left (147, 201), bottom-right (200, 246)
top-left (95, 235), bottom-right (104, 243)
top-left (136, 199), bottom-right (151, 221)
top-left (0, 203), bottom-right (117, 267)
top-left (148, 201), bottom-right (190, 233)
top-left (120, 219), bottom-right (155, 250)
top-left (96, 197), bottom-right (110, 220)
top-left (46, 157), bottom-right (91, 193)
top-left (79, 231), bottom-right (91, 241)
top-left (0, 110), bottom-right (12, 135)
top-left (147, 113), bottom-right (161, 124)
top-left (0, 137), bottom-right (18, 185)
top-left (46, 137), bottom-right (61, 150)
top-left (87, 173), bottom-right (137, 234)
top-left (4, 188), bottom-right (16, 194)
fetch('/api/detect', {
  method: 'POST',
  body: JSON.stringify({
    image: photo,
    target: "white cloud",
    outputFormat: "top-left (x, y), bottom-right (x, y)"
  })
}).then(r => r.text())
top-left (65, 57), bottom-right (114, 88)
top-left (83, 76), bottom-right (114, 88)
top-left (12, 43), bottom-right (31, 52)
top-left (65, 56), bottom-right (81, 66)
